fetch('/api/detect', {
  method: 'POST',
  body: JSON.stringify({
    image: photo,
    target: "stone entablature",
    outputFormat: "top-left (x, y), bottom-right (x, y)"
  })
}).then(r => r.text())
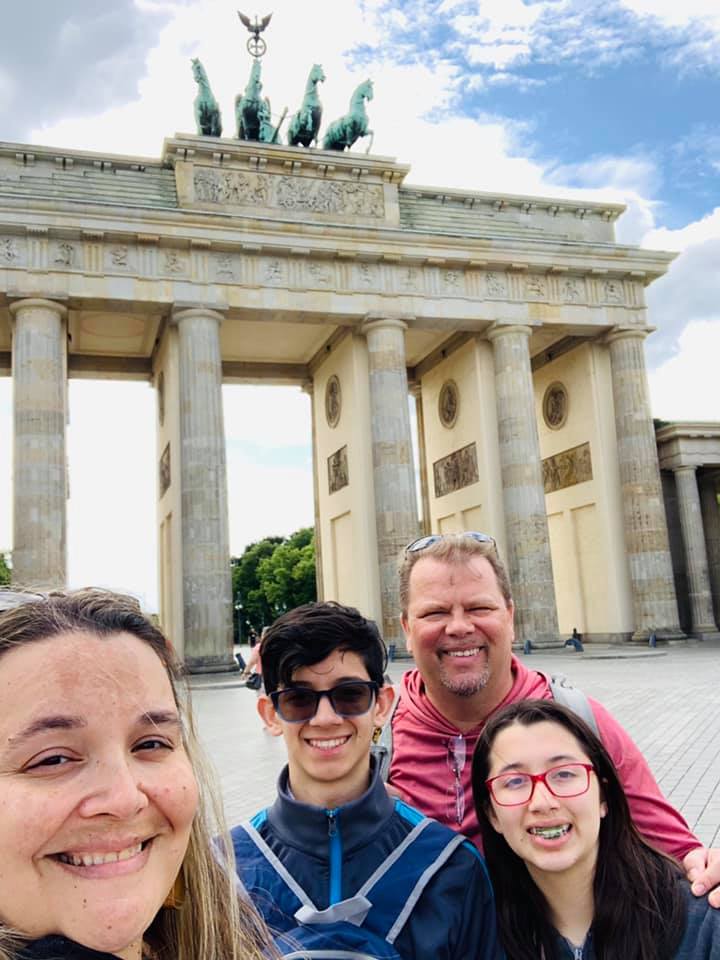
top-left (0, 228), bottom-right (652, 315)
top-left (656, 423), bottom-right (720, 471)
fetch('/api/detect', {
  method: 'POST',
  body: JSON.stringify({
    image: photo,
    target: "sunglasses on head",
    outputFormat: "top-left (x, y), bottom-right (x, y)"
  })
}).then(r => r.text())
top-left (269, 680), bottom-right (379, 723)
top-left (404, 531), bottom-right (496, 555)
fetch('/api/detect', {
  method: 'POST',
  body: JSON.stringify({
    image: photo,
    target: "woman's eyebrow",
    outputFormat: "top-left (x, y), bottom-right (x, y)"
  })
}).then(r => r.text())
top-left (494, 753), bottom-right (580, 774)
top-left (8, 714), bottom-right (86, 744)
top-left (139, 710), bottom-right (181, 728)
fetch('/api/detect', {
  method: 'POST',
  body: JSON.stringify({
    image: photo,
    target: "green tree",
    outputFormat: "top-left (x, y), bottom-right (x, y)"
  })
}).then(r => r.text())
top-left (0, 551), bottom-right (10, 587)
top-left (231, 528), bottom-right (317, 637)
top-left (257, 527), bottom-right (316, 616)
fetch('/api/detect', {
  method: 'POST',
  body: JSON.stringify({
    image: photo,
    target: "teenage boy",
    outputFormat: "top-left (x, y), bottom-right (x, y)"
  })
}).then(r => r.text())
top-left (231, 601), bottom-right (501, 960)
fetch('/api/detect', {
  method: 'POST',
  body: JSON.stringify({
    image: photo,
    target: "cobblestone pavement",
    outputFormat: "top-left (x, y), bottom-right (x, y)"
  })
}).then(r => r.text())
top-left (191, 640), bottom-right (720, 846)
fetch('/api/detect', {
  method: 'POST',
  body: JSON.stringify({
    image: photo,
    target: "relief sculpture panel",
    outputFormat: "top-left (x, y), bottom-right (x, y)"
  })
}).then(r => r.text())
top-left (433, 442), bottom-right (479, 498)
top-left (328, 445), bottom-right (349, 494)
top-left (542, 442), bottom-right (593, 494)
top-left (193, 167), bottom-right (385, 219)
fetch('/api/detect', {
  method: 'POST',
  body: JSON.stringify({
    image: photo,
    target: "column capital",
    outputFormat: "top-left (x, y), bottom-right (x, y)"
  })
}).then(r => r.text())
top-left (170, 303), bottom-right (227, 327)
top-left (605, 325), bottom-right (654, 346)
top-left (486, 322), bottom-right (533, 343)
top-left (9, 297), bottom-right (68, 321)
top-left (301, 378), bottom-right (314, 396)
top-left (673, 464), bottom-right (698, 476)
top-left (361, 314), bottom-right (409, 336)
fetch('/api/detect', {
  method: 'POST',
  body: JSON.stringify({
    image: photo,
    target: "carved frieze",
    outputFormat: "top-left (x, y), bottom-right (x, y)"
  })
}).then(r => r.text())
top-left (601, 278), bottom-right (625, 304)
top-left (159, 443), bottom-right (171, 497)
top-left (433, 442), bottom-right (479, 498)
top-left (560, 277), bottom-right (585, 302)
top-left (542, 442), bottom-right (593, 494)
top-left (328, 445), bottom-right (349, 494)
top-left (193, 166), bottom-right (385, 219)
top-left (524, 275), bottom-right (547, 299)
top-left (0, 236), bottom-right (25, 265)
top-left (485, 272), bottom-right (508, 298)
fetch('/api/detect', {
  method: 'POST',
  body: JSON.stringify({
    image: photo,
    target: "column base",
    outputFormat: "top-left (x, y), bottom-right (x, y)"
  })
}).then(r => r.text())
top-left (184, 653), bottom-right (241, 675)
top-left (629, 627), bottom-right (687, 644)
top-left (689, 630), bottom-right (720, 642)
top-left (513, 635), bottom-right (564, 652)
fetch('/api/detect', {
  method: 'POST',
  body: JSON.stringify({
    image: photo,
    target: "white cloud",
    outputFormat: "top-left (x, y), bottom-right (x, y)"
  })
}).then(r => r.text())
top-left (648, 320), bottom-right (720, 420)
top-left (643, 206), bottom-right (720, 251)
top-left (620, 0), bottom-right (720, 30)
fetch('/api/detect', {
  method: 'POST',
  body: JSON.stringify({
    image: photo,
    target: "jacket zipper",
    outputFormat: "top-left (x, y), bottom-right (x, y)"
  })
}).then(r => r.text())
top-left (326, 808), bottom-right (342, 905)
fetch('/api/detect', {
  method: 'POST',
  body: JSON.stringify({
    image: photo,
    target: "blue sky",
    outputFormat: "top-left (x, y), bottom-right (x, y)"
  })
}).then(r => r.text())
top-left (1, 0), bottom-right (719, 605)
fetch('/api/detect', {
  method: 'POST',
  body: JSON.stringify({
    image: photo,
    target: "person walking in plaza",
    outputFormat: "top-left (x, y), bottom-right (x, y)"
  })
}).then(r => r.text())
top-left (472, 699), bottom-right (720, 958)
top-left (231, 601), bottom-right (502, 960)
top-left (386, 531), bottom-right (720, 907)
top-left (0, 589), bottom-right (273, 960)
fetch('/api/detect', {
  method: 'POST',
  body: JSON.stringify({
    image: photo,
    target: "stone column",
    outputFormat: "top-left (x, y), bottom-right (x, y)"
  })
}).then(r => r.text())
top-left (302, 379), bottom-right (324, 600)
top-left (409, 381), bottom-right (431, 535)
top-left (171, 305), bottom-right (236, 673)
top-left (700, 473), bottom-right (720, 626)
top-left (487, 323), bottom-right (559, 647)
top-left (674, 466), bottom-right (719, 637)
top-left (607, 328), bottom-right (681, 638)
top-left (361, 316), bottom-right (420, 650)
top-left (9, 298), bottom-right (68, 590)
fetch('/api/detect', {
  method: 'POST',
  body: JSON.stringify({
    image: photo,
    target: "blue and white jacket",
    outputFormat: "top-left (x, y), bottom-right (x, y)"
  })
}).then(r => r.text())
top-left (231, 760), bottom-right (502, 960)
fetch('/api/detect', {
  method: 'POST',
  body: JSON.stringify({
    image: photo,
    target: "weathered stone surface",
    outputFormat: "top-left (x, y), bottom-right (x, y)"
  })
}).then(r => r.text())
top-left (607, 328), bottom-right (681, 638)
top-left (674, 466), bottom-right (718, 636)
top-left (10, 298), bottom-right (67, 590)
top-left (488, 322), bottom-right (559, 647)
top-left (171, 306), bottom-right (236, 673)
top-left (362, 316), bottom-right (419, 649)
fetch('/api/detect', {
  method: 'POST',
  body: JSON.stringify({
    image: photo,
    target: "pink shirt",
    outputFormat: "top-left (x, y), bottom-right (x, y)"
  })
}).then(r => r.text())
top-left (388, 655), bottom-right (699, 860)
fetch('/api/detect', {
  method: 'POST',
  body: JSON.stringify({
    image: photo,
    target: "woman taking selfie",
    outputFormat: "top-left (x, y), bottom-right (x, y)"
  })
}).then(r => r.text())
top-left (0, 589), bottom-right (271, 960)
top-left (472, 699), bottom-right (720, 960)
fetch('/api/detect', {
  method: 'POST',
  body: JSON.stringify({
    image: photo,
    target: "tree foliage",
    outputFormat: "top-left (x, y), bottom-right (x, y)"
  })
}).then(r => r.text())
top-left (231, 528), bottom-right (316, 636)
top-left (0, 552), bottom-right (10, 587)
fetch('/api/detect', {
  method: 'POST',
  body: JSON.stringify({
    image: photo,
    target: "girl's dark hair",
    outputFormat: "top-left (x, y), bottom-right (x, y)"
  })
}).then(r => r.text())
top-left (471, 699), bottom-right (686, 960)
top-left (260, 601), bottom-right (388, 694)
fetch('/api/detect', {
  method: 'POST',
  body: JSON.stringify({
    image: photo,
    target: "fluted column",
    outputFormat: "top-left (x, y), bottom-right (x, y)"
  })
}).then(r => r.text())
top-left (607, 328), bottom-right (681, 638)
top-left (171, 306), bottom-right (236, 673)
top-left (700, 473), bottom-right (720, 626)
top-left (487, 323), bottom-right (559, 647)
top-left (675, 466), bottom-right (718, 637)
top-left (409, 381), bottom-right (431, 535)
top-left (362, 316), bottom-right (420, 650)
top-left (9, 298), bottom-right (68, 590)
top-left (302, 379), bottom-right (324, 600)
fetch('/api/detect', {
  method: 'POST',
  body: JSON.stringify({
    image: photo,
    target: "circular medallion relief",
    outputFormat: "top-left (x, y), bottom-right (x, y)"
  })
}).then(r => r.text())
top-left (543, 381), bottom-right (568, 430)
top-left (325, 375), bottom-right (342, 428)
top-left (438, 380), bottom-right (460, 429)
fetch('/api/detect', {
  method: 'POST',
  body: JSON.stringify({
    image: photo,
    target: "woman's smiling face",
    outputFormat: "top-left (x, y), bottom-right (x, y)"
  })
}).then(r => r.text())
top-left (486, 720), bottom-right (606, 884)
top-left (0, 630), bottom-right (198, 960)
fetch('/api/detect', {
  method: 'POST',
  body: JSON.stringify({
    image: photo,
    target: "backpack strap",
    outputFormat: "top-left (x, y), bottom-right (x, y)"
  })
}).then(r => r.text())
top-left (236, 820), bottom-right (375, 927)
top-left (549, 673), bottom-right (599, 736)
top-left (358, 807), bottom-right (466, 944)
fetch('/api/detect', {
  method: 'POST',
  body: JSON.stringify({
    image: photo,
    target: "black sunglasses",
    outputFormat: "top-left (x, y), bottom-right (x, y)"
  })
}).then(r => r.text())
top-left (270, 680), bottom-right (379, 723)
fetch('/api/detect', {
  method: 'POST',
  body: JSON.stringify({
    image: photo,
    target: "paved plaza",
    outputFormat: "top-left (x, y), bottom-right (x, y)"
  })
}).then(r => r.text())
top-left (191, 641), bottom-right (720, 847)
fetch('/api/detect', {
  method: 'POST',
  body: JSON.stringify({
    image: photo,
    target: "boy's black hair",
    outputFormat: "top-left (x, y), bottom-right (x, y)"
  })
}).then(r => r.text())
top-left (260, 601), bottom-right (388, 694)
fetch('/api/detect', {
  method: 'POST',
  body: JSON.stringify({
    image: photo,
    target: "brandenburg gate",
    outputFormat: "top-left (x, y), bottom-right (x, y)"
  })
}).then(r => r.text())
top-left (0, 132), bottom-right (700, 668)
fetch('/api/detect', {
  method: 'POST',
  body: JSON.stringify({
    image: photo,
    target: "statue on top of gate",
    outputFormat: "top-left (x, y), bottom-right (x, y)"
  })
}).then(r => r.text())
top-left (191, 58), bottom-right (222, 137)
top-left (234, 11), bottom-right (287, 143)
top-left (287, 63), bottom-right (326, 148)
